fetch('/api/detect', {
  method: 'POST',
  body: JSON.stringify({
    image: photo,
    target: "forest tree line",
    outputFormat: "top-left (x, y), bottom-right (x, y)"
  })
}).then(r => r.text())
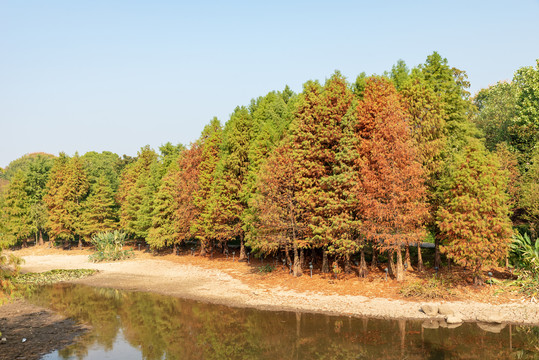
top-left (1, 52), bottom-right (539, 283)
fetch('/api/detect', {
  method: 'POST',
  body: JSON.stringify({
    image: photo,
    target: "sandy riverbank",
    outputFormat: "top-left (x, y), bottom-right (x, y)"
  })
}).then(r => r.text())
top-left (17, 253), bottom-right (539, 326)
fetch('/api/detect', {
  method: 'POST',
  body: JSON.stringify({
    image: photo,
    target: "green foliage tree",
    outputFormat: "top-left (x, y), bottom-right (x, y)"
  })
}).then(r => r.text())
top-left (2, 171), bottom-right (32, 247)
top-left (191, 118), bottom-right (223, 255)
top-left (244, 89), bottom-right (297, 249)
top-left (290, 72), bottom-right (353, 273)
top-left (147, 159), bottom-right (181, 250)
top-left (417, 51), bottom-right (479, 150)
top-left (80, 176), bottom-right (119, 241)
top-left (437, 139), bottom-right (513, 284)
top-left (205, 107), bottom-right (254, 258)
top-left (118, 146), bottom-right (158, 240)
top-left (520, 148), bottom-right (539, 238)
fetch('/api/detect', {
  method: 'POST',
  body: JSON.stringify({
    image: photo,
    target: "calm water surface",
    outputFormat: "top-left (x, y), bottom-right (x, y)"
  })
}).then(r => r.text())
top-left (25, 283), bottom-right (539, 359)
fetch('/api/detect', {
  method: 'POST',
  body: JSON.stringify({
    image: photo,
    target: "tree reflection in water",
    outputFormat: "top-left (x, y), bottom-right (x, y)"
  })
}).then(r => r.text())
top-left (27, 284), bottom-right (539, 360)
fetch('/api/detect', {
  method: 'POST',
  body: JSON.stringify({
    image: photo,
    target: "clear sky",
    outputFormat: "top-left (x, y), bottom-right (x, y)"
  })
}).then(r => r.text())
top-left (1, 0), bottom-right (538, 168)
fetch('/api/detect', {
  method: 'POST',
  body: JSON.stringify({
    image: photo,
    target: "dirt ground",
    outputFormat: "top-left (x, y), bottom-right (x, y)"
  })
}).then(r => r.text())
top-left (7, 245), bottom-right (539, 326)
top-left (0, 300), bottom-right (88, 360)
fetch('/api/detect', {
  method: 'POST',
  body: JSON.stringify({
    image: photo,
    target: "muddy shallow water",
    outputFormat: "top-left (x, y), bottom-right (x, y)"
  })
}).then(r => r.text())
top-left (25, 283), bottom-right (539, 359)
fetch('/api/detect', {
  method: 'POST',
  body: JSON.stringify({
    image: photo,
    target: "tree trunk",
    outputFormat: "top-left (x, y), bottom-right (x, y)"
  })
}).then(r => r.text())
top-left (371, 247), bottom-right (378, 270)
top-left (173, 243), bottom-right (178, 256)
top-left (23, 238), bottom-right (28, 248)
top-left (473, 274), bottom-right (484, 286)
top-left (293, 241), bottom-right (302, 277)
top-left (434, 236), bottom-right (441, 269)
top-left (417, 243), bottom-right (423, 272)
top-left (239, 236), bottom-right (246, 260)
top-left (388, 250), bottom-right (396, 277)
top-left (322, 249), bottom-right (329, 273)
top-left (199, 239), bottom-right (206, 256)
top-left (39, 230), bottom-right (44, 246)
top-left (300, 248), bottom-right (305, 269)
top-left (405, 246), bottom-right (412, 270)
top-left (285, 244), bottom-right (292, 268)
top-left (344, 253), bottom-right (351, 274)
top-left (78, 237), bottom-right (83, 250)
top-left (396, 247), bottom-right (404, 282)
top-left (359, 247), bottom-right (367, 278)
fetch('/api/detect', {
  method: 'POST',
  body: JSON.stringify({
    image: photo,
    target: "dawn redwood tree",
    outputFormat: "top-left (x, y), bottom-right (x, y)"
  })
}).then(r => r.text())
top-left (437, 139), bottom-right (513, 285)
top-left (417, 51), bottom-right (479, 150)
top-left (205, 107), bottom-right (254, 258)
top-left (355, 77), bottom-right (428, 282)
top-left (80, 176), bottom-right (118, 241)
top-left (290, 72), bottom-right (353, 273)
top-left (243, 89), bottom-right (296, 248)
top-left (400, 76), bottom-right (446, 271)
top-left (147, 159), bottom-right (181, 250)
top-left (118, 146), bottom-right (158, 240)
top-left (2, 171), bottom-right (32, 247)
top-left (250, 142), bottom-right (305, 276)
top-left (191, 118), bottom-right (223, 255)
top-left (329, 103), bottom-right (365, 275)
top-left (44, 154), bottom-right (89, 248)
top-left (174, 143), bottom-right (203, 246)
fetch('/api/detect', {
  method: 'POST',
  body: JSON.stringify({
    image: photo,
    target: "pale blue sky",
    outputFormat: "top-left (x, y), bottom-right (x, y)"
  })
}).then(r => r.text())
top-left (1, 0), bottom-right (538, 167)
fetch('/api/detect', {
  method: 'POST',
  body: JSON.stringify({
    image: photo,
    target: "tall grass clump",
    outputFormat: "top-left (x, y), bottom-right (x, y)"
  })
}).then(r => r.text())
top-left (89, 231), bottom-right (134, 262)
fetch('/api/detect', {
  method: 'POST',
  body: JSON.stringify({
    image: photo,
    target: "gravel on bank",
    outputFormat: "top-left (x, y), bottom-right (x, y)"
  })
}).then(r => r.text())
top-left (18, 254), bottom-right (539, 326)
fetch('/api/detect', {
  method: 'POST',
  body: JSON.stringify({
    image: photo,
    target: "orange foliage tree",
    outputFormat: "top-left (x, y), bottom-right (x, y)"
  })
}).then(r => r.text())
top-left (354, 77), bottom-right (428, 281)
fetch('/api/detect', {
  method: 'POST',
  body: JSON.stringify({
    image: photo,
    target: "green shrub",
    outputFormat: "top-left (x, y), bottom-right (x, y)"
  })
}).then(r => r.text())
top-left (510, 232), bottom-right (539, 296)
top-left (0, 250), bottom-right (24, 303)
top-left (89, 231), bottom-right (134, 262)
top-left (258, 264), bottom-right (274, 274)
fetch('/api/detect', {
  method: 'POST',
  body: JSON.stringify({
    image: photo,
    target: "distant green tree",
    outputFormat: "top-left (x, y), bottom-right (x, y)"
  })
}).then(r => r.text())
top-left (82, 151), bottom-right (122, 192)
top-left (387, 59), bottom-right (410, 91)
top-left (473, 82), bottom-right (519, 151)
top-left (416, 51), bottom-right (479, 150)
top-left (510, 60), bottom-right (539, 161)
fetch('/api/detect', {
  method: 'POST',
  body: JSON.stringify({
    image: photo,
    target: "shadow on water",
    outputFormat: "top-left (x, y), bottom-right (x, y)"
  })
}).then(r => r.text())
top-left (25, 283), bottom-right (539, 360)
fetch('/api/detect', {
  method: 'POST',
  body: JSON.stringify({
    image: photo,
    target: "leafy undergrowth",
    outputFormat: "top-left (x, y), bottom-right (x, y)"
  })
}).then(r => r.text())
top-left (14, 269), bottom-right (97, 285)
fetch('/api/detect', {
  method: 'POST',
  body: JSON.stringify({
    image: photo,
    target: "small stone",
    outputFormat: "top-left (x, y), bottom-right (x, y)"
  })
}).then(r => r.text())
top-left (421, 304), bottom-right (439, 316)
top-left (446, 315), bottom-right (462, 324)
top-left (421, 320), bottom-right (439, 329)
top-left (1, 337), bottom-right (6, 343)
top-left (476, 310), bottom-right (503, 324)
top-left (22, 338), bottom-right (26, 343)
top-left (438, 304), bottom-right (454, 316)
top-left (477, 322), bottom-right (506, 333)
